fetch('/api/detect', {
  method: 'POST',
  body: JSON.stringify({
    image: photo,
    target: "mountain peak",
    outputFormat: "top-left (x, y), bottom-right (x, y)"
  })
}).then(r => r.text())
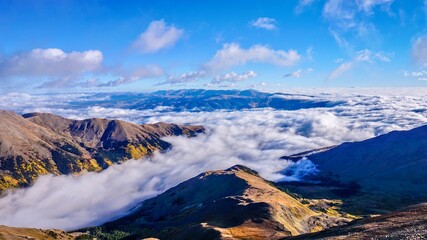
top-left (93, 165), bottom-right (347, 240)
top-left (0, 110), bottom-right (204, 190)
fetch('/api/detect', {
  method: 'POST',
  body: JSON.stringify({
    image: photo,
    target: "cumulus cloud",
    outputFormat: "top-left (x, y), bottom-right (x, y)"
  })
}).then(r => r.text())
top-left (0, 48), bottom-right (103, 78)
top-left (132, 20), bottom-right (183, 53)
top-left (0, 89), bottom-right (427, 230)
top-left (212, 70), bottom-right (257, 84)
top-left (250, 17), bottom-right (278, 30)
top-left (204, 43), bottom-right (300, 72)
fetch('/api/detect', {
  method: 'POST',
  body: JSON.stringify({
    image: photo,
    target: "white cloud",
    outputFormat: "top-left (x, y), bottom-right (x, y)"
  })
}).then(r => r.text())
top-left (329, 49), bottom-right (391, 80)
top-left (157, 71), bottom-right (206, 86)
top-left (250, 17), bottom-right (278, 30)
top-left (204, 43), bottom-right (300, 72)
top-left (212, 71), bottom-right (257, 84)
top-left (412, 35), bottom-right (427, 67)
top-left (284, 68), bottom-right (314, 78)
top-left (284, 69), bottom-right (303, 78)
top-left (295, 0), bottom-right (316, 14)
top-left (328, 62), bottom-right (353, 80)
top-left (356, 0), bottom-right (393, 14)
top-left (329, 29), bottom-right (351, 50)
top-left (132, 20), bottom-right (183, 53)
top-left (0, 48), bottom-right (103, 77)
top-left (323, 0), bottom-right (394, 48)
top-left (403, 70), bottom-right (427, 81)
top-left (323, 0), bottom-right (356, 25)
top-left (97, 65), bottom-right (164, 87)
top-left (306, 47), bottom-right (314, 61)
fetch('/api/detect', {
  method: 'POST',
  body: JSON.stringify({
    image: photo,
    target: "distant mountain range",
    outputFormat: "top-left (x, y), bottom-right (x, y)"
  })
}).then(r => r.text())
top-left (73, 89), bottom-right (342, 112)
top-left (0, 110), bottom-right (203, 190)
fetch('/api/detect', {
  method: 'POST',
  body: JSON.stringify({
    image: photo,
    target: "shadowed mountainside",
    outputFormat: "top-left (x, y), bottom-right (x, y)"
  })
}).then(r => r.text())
top-left (78, 165), bottom-right (348, 240)
top-left (281, 124), bottom-right (427, 213)
top-left (0, 110), bottom-right (204, 190)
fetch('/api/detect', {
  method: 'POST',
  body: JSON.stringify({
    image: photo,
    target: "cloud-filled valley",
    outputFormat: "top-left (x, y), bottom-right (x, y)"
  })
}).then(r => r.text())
top-left (0, 88), bottom-right (426, 230)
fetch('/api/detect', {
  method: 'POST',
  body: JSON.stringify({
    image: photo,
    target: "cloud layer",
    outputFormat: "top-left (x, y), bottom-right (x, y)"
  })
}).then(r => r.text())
top-left (0, 89), bottom-right (426, 230)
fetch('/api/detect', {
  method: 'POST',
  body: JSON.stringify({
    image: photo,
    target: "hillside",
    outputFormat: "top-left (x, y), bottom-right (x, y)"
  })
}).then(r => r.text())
top-left (0, 225), bottom-right (73, 240)
top-left (282, 124), bottom-right (427, 212)
top-left (285, 203), bottom-right (427, 239)
top-left (0, 110), bottom-right (204, 190)
top-left (79, 165), bottom-right (348, 240)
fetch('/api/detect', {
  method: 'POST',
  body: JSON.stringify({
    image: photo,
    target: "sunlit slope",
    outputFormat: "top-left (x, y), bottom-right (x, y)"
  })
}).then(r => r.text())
top-left (285, 203), bottom-right (427, 239)
top-left (0, 110), bottom-right (203, 190)
top-left (0, 225), bottom-right (73, 240)
top-left (84, 165), bottom-right (347, 240)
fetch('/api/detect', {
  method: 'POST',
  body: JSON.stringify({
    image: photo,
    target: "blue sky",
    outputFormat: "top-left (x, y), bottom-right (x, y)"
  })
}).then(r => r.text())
top-left (1, 0), bottom-right (427, 93)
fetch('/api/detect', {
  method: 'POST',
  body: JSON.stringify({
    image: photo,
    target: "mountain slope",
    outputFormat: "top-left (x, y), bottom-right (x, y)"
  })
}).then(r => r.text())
top-left (0, 225), bottom-right (73, 240)
top-left (283, 124), bottom-right (427, 212)
top-left (81, 165), bottom-right (348, 240)
top-left (309, 125), bottom-right (427, 193)
top-left (0, 110), bottom-right (204, 190)
top-left (285, 203), bottom-right (427, 239)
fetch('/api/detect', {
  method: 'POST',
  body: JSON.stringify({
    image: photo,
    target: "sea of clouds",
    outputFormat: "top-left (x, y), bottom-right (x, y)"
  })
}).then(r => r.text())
top-left (0, 88), bottom-right (426, 230)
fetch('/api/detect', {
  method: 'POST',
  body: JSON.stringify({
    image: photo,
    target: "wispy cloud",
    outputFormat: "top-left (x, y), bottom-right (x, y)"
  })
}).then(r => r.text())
top-left (204, 43), bottom-right (300, 72)
top-left (403, 70), bottom-right (427, 81)
top-left (132, 19), bottom-right (183, 53)
top-left (323, 0), bottom-right (394, 49)
top-left (412, 35), bottom-right (427, 68)
top-left (283, 68), bottom-right (314, 79)
top-left (157, 71), bottom-right (206, 86)
top-left (357, 0), bottom-right (393, 14)
top-left (284, 69), bottom-right (302, 78)
top-left (97, 65), bottom-right (164, 87)
top-left (250, 17), bottom-right (278, 30)
top-left (328, 62), bottom-right (353, 80)
top-left (295, 0), bottom-right (316, 14)
top-left (328, 49), bottom-right (391, 80)
top-left (212, 70), bottom-right (257, 84)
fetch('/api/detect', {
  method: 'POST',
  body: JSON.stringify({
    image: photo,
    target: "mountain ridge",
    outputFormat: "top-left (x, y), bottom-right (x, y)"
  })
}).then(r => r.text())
top-left (80, 165), bottom-right (348, 240)
top-left (0, 110), bottom-right (204, 190)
